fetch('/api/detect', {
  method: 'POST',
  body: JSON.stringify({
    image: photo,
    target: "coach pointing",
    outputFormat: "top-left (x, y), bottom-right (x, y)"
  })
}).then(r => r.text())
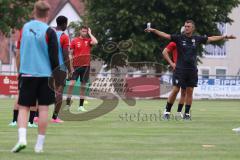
top-left (145, 20), bottom-right (236, 120)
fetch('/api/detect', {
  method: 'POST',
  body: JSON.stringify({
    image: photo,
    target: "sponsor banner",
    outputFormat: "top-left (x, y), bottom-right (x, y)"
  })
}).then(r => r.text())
top-left (89, 77), bottom-right (160, 98)
top-left (1, 73), bottom-right (239, 99)
top-left (126, 77), bottom-right (160, 98)
top-left (160, 75), bottom-right (240, 99)
top-left (0, 75), bottom-right (18, 95)
top-left (194, 79), bottom-right (240, 99)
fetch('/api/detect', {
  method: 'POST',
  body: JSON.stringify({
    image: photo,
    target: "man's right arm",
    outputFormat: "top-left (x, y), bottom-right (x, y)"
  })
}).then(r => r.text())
top-left (145, 28), bottom-right (171, 40)
top-left (69, 39), bottom-right (75, 71)
top-left (162, 48), bottom-right (176, 70)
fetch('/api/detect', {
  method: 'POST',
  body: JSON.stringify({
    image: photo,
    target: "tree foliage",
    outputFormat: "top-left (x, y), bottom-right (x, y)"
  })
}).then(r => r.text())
top-left (86, 0), bottom-right (240, 68)
top-left (0, 0), bottom-right (35, 35)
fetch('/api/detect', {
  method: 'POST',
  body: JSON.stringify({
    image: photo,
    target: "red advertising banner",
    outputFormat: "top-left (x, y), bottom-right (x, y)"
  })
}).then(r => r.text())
top-left (126, 77), bottom-right (160, 98)
top-left (0, 75), bottom-right (18, 95)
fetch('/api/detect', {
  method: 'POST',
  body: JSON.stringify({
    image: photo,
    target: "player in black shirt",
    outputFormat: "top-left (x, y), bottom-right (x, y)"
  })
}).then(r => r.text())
top-left (145, 20), bottom-right (236, 120)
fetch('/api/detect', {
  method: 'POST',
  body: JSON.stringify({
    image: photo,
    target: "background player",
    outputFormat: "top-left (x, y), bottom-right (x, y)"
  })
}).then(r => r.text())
top-left (9, 100), bottom-right (38, 128)
top-left (51, 15), bottom-right (73, 123)
top-left (162, 41), bottom-right (186, 120)
top-left (9, 49), bottom-right (37, 127)
top-left (162, 26), bottom-right (186, 120)
top-left (66, 26), bottom-right (98, 111)
top-left (145, 19), bottom-right (236, 120)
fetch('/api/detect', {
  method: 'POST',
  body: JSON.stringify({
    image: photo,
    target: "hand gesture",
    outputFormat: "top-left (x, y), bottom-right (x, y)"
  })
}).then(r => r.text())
top-left (144, 28), bottom-right (155, 33)
top-left (225, 35), bottom-right (236, 39)
top-left (88, 28), bottom-right (92, 35)
top-left (171, 63), bottom-right (176, 70)
top-left (67, 69), bottom-right (73, 81)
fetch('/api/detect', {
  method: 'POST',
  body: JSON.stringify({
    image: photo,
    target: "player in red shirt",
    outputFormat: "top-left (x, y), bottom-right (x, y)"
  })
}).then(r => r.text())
top-left (51, 15), bottom-right (73, 123)
top-left (66, 26), bottom-right (98, 111)
top-left (162, 41), bottom-right (186, 120)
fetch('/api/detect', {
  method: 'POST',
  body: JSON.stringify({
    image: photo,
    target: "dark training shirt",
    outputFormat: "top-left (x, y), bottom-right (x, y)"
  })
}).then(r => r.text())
top-left (171, 34), bottom-right (208, 70)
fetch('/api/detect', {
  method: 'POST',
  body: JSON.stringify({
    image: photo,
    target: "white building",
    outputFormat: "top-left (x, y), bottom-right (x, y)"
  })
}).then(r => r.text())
top-left (47, 0), bottom-right (84, 27)
top-left (198, 5), bottom-right (240, 78)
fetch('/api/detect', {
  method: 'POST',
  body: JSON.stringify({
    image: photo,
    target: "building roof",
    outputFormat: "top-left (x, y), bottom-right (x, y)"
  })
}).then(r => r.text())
top-left (46, 0), bottom-right (85, 24)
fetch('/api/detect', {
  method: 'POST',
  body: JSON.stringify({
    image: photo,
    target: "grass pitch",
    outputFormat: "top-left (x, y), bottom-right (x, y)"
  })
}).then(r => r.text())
top-left (0, 98), bottom-right (240, 160)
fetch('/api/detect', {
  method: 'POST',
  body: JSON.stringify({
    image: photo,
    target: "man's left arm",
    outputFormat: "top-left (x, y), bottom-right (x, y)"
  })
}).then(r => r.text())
top-left (88, 28), bottom-right (98, 45)
top-left (16, 29), bottom-right (22, 73)
top-left (207, 35), bottom-right (236, 43)
top-left (46, 27), bottom-right (62, 87)
top-left (47, 28), bottom-right (59, 71)
top-left (16, 49), bottom-right (20, 72)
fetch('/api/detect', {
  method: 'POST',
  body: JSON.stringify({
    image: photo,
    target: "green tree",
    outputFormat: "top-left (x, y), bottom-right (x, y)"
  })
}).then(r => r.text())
top-left (0, 0), bottom-right (35, 34)
top-left (86, 0), bottom-right (240, 69)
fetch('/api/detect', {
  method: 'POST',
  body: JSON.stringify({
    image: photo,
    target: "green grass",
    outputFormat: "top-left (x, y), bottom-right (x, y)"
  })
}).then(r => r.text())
top-left (1, 98), bottom-right (240, 160)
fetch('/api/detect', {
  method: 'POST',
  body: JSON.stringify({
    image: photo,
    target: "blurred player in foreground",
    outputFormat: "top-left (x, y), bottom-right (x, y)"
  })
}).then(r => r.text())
top-left (12, 1), bottom-right (60, 153)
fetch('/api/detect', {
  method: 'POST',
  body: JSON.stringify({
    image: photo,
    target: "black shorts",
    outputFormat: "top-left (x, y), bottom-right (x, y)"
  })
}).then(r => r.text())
top-left (173, 69), bottom-right (198, 88)
top-left (18, 76), bottom-right (55, 106)
top-left (71, 66), bottom-right (90, 83)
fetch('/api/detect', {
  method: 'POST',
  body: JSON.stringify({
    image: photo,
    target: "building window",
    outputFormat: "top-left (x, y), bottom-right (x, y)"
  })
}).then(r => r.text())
top-left (216, 69), bottom-right (226, 79)
top-left (203, 23), bottom-right (227, 58)
top-left (201, 69), bottom-right (209, 79)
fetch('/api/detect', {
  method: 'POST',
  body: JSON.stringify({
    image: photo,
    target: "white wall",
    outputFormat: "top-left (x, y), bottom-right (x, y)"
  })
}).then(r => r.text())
top-left (199, 6), bottom-right (240, 76)
top-left (49, 3), bottom-right (82, 27)
top-left (226, 6), bottom-right (240, 75)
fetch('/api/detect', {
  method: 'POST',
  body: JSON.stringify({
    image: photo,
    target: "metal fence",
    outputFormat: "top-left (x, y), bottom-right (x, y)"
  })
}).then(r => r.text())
top-left (1, 70), bottom-right (240, 99)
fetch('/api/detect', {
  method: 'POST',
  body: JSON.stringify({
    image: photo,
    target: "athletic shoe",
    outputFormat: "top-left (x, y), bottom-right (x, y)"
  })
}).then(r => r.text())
top-left (63, 105), bottom-right (70, 111)
top-left (232, 127), bottom-right (240, 133)
top-left (162, 112), bottom-right (171, 120)
top-left (183, 113), bottom-right (191, 120)
top-left (65, 99), bottom-right (73, 110)
top-left (78, 106), bottom-right (87, 112)
top-left (33, 117), bottom-right (39, 123)
top-left (66, 99), bottom-right (73, 107)
top-left (51, 117), bottom-right (64, 123)
top-left (11, 142), bottom-right (27, 153)
top-left (28, 122), bottom-right (38, 128)
top-left (34, 147), bottom-right (43, 153)
top-left (9, 121), bottom-right (17, 127)
top-left (32, 123), bottom-right (38, 128)
top-left (175, 112), bottom-right (183, 121)
top-left (84, 100), bottom-right (89, 105)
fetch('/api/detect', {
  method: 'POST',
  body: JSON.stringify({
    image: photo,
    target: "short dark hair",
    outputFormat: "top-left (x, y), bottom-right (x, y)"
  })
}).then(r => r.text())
top-left (185, 19), bottom-right (195, 27)
top-left (80, 25), bottom-right (88, 30)
top-left (56, 15), bottom-right (68, 26)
